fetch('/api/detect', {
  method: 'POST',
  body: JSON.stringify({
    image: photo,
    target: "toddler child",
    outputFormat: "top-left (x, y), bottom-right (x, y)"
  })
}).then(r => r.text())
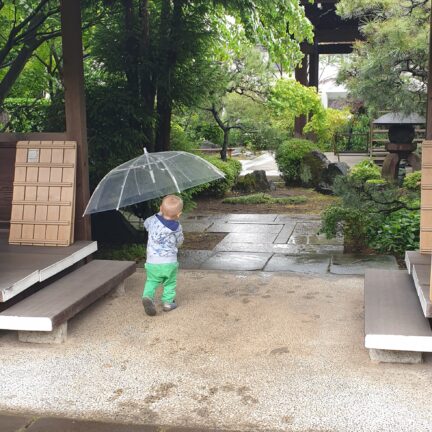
top-left (142, 195), bottom-right (184, 316)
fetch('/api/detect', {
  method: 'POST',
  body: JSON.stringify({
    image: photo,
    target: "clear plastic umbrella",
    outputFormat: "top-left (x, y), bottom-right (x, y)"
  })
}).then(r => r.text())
top-left (83, 149), bottom-right (225, 215)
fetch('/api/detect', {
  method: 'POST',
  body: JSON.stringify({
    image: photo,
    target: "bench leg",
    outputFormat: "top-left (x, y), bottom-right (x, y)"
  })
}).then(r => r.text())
top-left (18, 322), bottom-right (68, 344)
top-left (369, 348), bottom-right (422, 364)
top-left (111, 281), bottom-right (126, 298)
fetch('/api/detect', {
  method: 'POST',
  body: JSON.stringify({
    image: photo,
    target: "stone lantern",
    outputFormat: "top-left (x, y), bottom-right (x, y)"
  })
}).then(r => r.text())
top-left (373, 112), bottom-right (425, 181)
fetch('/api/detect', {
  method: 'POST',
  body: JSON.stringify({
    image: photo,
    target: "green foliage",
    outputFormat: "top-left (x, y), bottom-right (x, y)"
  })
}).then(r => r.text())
top-left (275, 138), bottom-right (318, 185)
top-left (335, 113), bottom-right (370, 152)
top-left (403, 171), bottom-right (421, 191)
top-left (322, 161), bottom-right (421, 255)
top-left (349, 160), bottom-right (381, 182)
top-left (336, 0), bottom-right (429, 115)
top-left (95, 243), bottom-right (146, 262)
top-left (321, 206), bottom-right (368, 251)
top-left (268, 79), bottom-right (323, 131)
top-left (304, 108), bottom-right (350, 150)
top-left (223, 193), bottom-right (307, 205)
top-left (198, 157), bottom-right (242, 197)
top-left (1, 98), bottom-right (50, 132)
top-left (170, 122), bottom-right (195, 152)
top-left (368, 209), bottom-right (420, 255)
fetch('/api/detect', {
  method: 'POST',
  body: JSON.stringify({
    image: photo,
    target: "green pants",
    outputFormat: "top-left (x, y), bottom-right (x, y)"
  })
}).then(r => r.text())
top-left (143, 262), bottom-right (179, 303)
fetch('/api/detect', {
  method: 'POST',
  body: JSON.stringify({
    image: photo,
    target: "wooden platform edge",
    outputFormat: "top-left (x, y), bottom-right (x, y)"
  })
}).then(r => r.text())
top-left (0, 260), bottom-right (135, 332)
top-left (364, 269), bottom-right (432, 353)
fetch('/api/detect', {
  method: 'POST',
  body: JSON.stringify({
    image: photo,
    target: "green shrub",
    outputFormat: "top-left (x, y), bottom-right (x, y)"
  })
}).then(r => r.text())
top-left (321, 205), bottom-right (369, 252)
top-left (350, 160), bottom-right (381, 182)
top-left (275, 138), bottom-right (318, 185)
top-left (170, 123), bottom-right (195, 152)
top-left (403, 171), bottom-right (421, 191)
top-left (369, 209), bottom-right (420, 255)
top-left (198, 157), bottom-right (242, 197)
top-left (223, 193), bottom-right (307, 205)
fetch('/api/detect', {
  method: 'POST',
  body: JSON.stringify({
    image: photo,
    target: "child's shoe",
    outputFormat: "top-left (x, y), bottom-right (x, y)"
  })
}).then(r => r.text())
top-left (142, 297), bottom-right (156, 316)
top-left (162, 301), bottom-right (177, 312)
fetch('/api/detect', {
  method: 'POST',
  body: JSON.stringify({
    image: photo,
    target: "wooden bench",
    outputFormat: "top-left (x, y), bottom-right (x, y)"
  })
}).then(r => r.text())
top-left (365, 269), bottom-right (432, 362)
top-left (0, 259), bottom-right (135, 343)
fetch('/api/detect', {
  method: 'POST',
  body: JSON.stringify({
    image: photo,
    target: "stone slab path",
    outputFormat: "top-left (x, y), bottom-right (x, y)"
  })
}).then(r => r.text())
top-left (178, 214), bottom-right (398, 275)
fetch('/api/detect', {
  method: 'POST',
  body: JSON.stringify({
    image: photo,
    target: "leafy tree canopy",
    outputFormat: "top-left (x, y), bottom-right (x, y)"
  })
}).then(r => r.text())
top-left (336, 0), bottom-right (429, 115)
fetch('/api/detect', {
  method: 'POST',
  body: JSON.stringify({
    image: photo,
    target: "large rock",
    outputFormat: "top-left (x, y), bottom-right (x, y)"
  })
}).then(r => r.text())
top-left (299, 151), bottom-right (330, 188)
top-left (234, 170), bottom-right (271, 193)
top-left (318, 162), bottom-right (350, 194)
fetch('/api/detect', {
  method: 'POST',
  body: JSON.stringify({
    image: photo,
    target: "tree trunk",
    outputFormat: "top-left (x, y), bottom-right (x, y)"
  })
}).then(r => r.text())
top-left (220, 128), bottom-right (229, 162)
top-left (139, 0), bottom-right (156, 151)
top-left (155, 0), bottom-right (182, 152)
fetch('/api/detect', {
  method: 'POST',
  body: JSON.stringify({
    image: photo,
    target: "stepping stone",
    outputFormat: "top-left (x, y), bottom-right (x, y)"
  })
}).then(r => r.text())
top-left (264, 254), bottom-right (331, 274)
top-left (222, 214), bottom-right (278, 224)
top-left (274, 214), bottom-right (321, 223)
top-left (178, 250), bottom-right (214, 269)
top-left (330, 254), bottom-right (398, 275)
top-left (181, 221), bottom-right (214, 233)
top-left (273, 223), bottom-right (296, 244)
top-left (208, 223), bottom-right (283, 234)
top-left (0, 413), bottom-right (33, 431)
top-left (214, 242), bottom-right (278, 253)
top-left (292, 222), bottom-right (322, 235)
top-left (200, 252), bottom-right (272, 271)
top-left (222, 232), bottom-right (278, 244)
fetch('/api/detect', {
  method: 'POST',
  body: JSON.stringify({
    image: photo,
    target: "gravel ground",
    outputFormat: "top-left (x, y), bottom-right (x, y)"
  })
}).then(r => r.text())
top-left (0, 270), bottom-right (431, 432)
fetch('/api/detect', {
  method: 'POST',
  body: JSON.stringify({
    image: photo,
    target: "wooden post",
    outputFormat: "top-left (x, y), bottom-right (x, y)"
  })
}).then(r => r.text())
top-left (420, 11), bottom-right (432, 301)
top-left (309, 41), bottom-right (319, 89)
top-left (60, 0), bottom-right (91, 241)
top-left (294, 55), bottom-right (308, 137)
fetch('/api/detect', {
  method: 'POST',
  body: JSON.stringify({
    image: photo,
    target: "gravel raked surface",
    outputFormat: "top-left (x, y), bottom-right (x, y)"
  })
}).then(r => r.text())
top-left (0, 270), bottom-right (432, 432)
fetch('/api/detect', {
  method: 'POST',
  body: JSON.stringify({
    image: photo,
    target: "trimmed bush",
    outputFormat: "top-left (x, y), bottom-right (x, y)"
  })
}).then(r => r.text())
top-left (275, 138), bottom-right (318, 185)
top-left (349, 160), bottom-right (381, 182)
top-left (197, 156), bottom-right (242, 197)
top-left (403, 171), bottom-right (421, 191)
top-left (223, 193), bottom-right (307, 205)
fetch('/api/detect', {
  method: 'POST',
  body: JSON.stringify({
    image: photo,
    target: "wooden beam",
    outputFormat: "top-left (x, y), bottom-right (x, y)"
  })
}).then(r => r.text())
top-left (0, 133), bottom-right (67, 143)
top-left (60, 0), bottom-right (91, 241)
top-left (315, 26), bottom-right (362, 43)
top-left (309, 43), bottom-right (319, 89)
top-left (318, 44), bottom-right (354, 55)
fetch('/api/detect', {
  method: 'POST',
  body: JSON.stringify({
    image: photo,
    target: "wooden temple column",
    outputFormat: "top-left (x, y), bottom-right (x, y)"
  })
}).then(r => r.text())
top-left (420, 11), bottom-right (432, 301)
top-left (308, 41), bottom-right (319, 89)
top-left (60, 0), bottom-right (91, 241)
top-left (294, 55), bottom-right (308, 136)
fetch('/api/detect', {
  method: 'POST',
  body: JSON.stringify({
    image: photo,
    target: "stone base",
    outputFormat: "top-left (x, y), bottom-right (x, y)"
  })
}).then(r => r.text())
top-left (18, 322), bottom-right (67, 344)
top-left (369, 348), bottom-right (423, 364)
top-left (111, 281), bottom-right (126, 298)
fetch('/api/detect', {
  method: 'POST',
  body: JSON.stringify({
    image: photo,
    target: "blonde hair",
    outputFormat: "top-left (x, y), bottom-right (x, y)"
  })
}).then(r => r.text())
top-left (160, 195), bottom-right (183, 218)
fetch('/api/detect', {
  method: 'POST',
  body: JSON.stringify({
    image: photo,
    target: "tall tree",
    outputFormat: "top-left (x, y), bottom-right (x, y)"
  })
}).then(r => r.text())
top-left (336, 0), bottom-right (429, 115)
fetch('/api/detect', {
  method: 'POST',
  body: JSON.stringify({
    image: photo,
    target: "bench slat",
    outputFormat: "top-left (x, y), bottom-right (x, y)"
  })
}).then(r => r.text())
top-left (0, 260), bottom-right (135, 331)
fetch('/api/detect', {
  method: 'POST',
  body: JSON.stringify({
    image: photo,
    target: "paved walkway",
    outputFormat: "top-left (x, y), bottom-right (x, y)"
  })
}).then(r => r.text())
top-left (179, 214), bottom-right (398, 275)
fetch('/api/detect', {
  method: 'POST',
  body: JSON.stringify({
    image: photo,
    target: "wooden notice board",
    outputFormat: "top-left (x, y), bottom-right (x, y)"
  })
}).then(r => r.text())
top-left (9, 141), bottom-right (77, 246)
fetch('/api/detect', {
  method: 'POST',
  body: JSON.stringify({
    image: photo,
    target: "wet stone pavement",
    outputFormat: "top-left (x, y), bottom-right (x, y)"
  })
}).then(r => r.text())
top-left (178, 214), bottom-right (398, 275)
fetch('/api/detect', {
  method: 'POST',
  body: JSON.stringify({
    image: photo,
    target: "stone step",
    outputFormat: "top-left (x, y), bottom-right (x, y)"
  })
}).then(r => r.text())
top-left (365, 269), bottom-right (432, 353)
top-left (411, 264), bottom-right (432, 318)
top-left (405, 250), bottom-right (430, 274)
